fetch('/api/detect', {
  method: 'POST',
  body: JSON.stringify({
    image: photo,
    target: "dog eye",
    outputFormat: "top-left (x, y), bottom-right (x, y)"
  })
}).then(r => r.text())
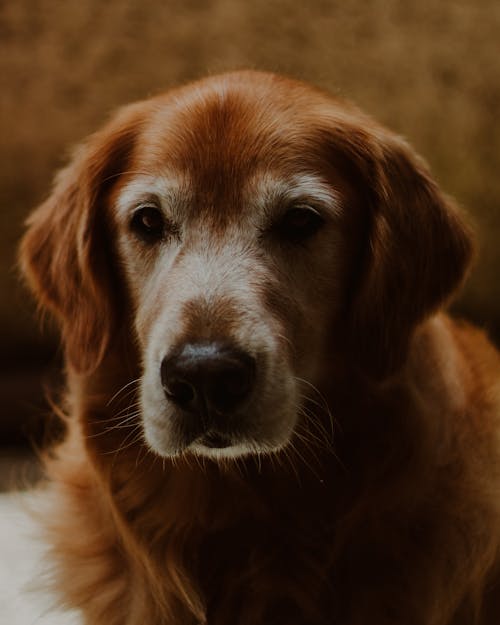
top-left (274, 205), bottom-right (325, 243)
top-left (130, 205), bottom-right (166, 243)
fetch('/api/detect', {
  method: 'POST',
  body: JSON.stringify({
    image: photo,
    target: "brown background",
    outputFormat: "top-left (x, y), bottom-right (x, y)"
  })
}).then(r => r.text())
top-left (1, 0), bottom-right (499, 444)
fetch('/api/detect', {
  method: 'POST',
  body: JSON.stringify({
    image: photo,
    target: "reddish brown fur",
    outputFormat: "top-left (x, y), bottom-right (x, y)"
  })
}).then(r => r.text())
top-left (19, 71), bottom-right (500, 624)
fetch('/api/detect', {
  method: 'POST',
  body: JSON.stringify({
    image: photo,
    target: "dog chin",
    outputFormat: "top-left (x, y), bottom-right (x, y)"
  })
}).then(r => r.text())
top-left (188, 433), bottom-right (291, 460)
top-left (141, 412), bottom-right (295, 460)
top-left (189, 440), bottom-right (266, 460)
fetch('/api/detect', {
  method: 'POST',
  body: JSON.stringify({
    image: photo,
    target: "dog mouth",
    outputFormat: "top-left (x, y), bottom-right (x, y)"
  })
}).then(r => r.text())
top-left (143, 403), bottom-right (295, 458)
top-left (197, 431), bottom-right (232, 449)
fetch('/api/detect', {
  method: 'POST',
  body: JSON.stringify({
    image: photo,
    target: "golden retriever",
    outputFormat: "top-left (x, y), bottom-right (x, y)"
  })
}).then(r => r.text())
top-left (20, 71), bottom-right (500, 624)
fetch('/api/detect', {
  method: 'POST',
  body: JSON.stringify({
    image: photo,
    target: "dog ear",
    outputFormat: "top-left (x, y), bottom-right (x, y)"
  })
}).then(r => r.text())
top-left (345, 130), bottom-right (475, 379)
top-left (19, 106), bottom-right (142, 374)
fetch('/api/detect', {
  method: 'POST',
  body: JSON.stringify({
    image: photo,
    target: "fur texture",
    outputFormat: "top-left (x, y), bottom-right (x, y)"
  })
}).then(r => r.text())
top-left (20, 71), bottom-right (500, 624)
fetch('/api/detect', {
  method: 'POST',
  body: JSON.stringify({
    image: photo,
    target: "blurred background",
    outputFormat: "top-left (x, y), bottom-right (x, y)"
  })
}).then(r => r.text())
top-left (1, 0), bottom-right (499, 478)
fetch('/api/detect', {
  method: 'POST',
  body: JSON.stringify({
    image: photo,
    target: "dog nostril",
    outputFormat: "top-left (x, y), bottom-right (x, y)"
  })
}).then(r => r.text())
top-left (160, 342), bottom-right (256, 416)
top-left (164, 378), bottom-right (196, 407)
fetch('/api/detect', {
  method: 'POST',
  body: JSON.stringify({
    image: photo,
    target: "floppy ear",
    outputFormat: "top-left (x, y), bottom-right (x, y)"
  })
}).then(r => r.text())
top-left (19, 106), bottom-right (142, 374)
top-left (347, 131), bottom-right (475, 378)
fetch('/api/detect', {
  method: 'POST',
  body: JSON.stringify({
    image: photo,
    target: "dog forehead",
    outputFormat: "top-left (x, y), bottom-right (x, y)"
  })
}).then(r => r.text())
top-left (132, 81), bottom-right (339, 202)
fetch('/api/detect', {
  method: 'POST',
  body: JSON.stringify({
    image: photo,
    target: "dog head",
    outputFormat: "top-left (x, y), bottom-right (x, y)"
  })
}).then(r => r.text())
top-left (20, 71), bottom-right (473, 460)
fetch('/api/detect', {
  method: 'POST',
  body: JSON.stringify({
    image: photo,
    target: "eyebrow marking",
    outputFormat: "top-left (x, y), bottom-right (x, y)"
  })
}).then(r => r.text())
top-left (115, 173), bottom-right (192, 219)
top-left (248, 171), bottom-right (342, 217)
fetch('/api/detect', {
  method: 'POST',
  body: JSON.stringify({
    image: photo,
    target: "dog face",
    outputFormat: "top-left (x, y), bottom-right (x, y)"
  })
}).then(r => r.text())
top-left (113, 170), bottom-right (347, 458)
top-left (20, 71), bottom-right (473, 460)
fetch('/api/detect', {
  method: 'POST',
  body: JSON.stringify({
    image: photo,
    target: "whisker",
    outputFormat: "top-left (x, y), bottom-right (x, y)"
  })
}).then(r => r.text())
top-left (100, 169), bottom-right (155, 186)
top-left (86, 402), bottom-right (142, 438)
top-left (193, 453), bottom-right (208, 476)
top-left (294, 419), bottom-right (325, 453)
top-left (298, 403), bottom-right (334, 446)
top-left (295, 376), bottom-right (339, 443)
top-left (106, 378), bottom-right (141, 407)
top-left (103, 425), bottom-right (144, 458)
top-left (256, 449), bottom-right (262, 473)
top-left (105, 413), bottom-right (141, 431)
top-left (234, 455), bottom-right (245, 479)
top-left (298, 403), bottom-right (346, 464)
top-left (108, 401), bottom-right (142, 420)
top-left (288, 436), bottom-right (323, 482)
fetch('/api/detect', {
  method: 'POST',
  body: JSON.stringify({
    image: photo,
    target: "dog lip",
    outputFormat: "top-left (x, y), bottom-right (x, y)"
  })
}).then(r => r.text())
top-left (198, 432), bottom-right (232, 448)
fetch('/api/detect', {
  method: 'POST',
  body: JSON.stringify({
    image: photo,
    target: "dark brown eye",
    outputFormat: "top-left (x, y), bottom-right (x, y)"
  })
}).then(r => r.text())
top-left (274, 205), bottom-right (325, 243)
top-left (130, 205), bottom-right (165, 243)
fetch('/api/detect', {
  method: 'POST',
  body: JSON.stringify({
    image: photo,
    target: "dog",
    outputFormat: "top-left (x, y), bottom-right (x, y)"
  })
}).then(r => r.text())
top-left (20, 70), bottom-right (500, 624)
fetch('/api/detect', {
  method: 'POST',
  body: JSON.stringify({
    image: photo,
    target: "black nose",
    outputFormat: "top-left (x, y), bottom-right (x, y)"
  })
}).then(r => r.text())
top-left (160, 342), bottom-right (256, 417)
